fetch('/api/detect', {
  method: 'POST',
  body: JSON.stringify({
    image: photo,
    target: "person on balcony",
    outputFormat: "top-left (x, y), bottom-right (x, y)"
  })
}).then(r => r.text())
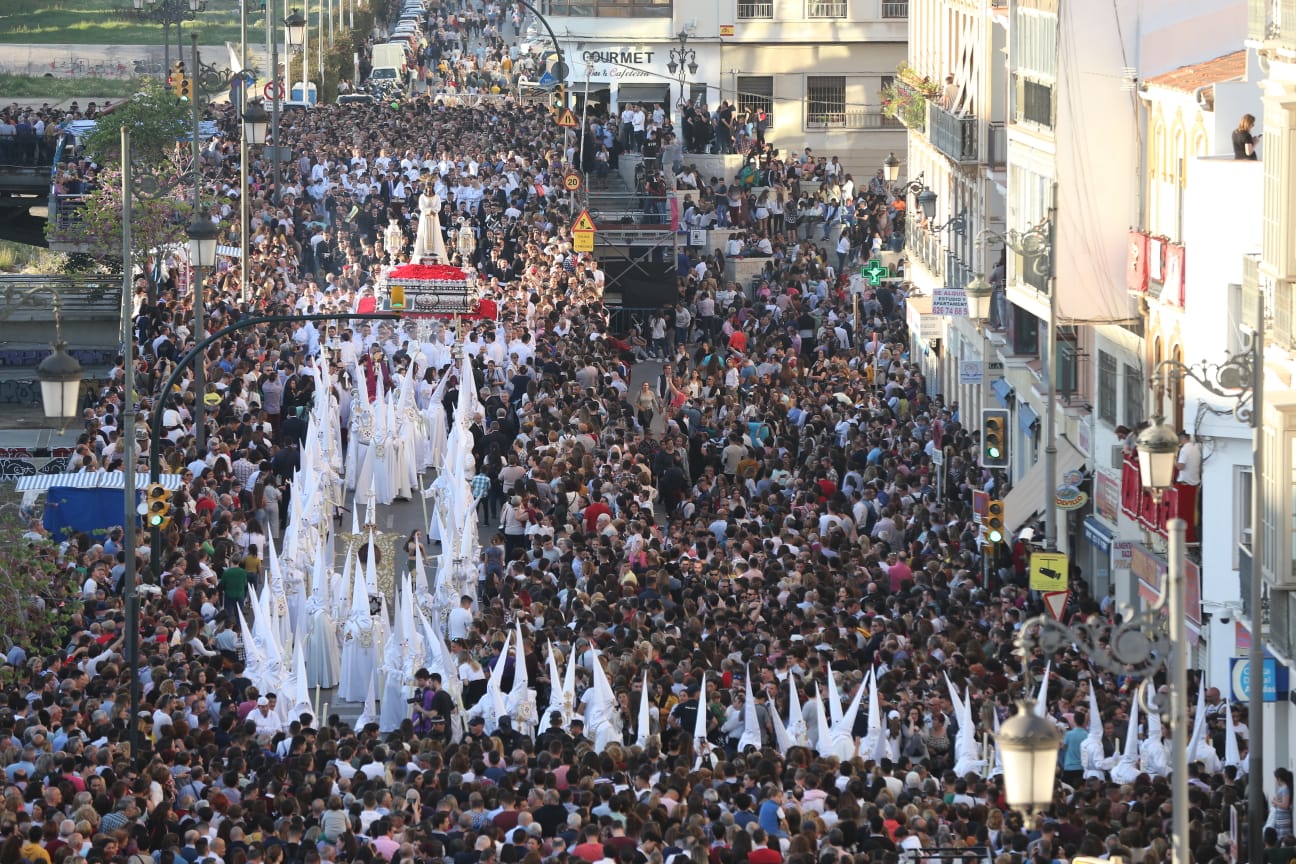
top-left (1177, 429), bottom-right (1203, 541)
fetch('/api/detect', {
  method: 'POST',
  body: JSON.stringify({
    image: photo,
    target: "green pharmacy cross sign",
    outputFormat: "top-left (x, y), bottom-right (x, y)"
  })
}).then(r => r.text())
top-left (862, 260), bottom-right (889, 286)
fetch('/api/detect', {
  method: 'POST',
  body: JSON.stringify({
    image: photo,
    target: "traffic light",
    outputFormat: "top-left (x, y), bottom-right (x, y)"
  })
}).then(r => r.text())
top-left (981, 407), bottom-right (1009, 468)
top-left (389, 285), bottom-right (405, 311)
top-left (170, 61), bottom-right (186, 97)
top-left (985, 499), bottom-right (1006, 545)
top-left (142, 483), bottom-right (173, 531)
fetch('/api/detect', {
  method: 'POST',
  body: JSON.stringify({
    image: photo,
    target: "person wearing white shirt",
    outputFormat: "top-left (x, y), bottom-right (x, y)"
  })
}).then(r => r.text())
top-left (248, 696), bottom-right (284, 742)
top-left (448, 595), bottom-right (474, 641)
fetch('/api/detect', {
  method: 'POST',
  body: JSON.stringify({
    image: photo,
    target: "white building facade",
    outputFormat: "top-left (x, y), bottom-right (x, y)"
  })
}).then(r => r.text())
top-left (539, 0), bottom-right (908, 176)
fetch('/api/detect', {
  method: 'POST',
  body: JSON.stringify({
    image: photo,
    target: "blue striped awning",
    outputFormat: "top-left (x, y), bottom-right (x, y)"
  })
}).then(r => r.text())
top-left (1083, 515), bottom-right (1115, 554)
top-left (991, 378), bottom-right (1013, 407)
top-left (1018, 402), bottom-right (1039, 434)
top-left (15, 472), bottom-right (185, 492)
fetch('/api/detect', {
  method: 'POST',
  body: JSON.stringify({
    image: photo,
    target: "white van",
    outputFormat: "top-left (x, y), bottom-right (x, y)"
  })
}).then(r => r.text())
top-left (371, 43), bottom-right (409, 79)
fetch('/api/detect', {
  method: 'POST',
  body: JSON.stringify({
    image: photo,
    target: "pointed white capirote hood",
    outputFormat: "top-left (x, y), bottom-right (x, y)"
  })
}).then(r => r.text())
top-left (787, 675), bottom-right (808, 747)
top-left (635, 669), bottom-right (652, 748)
top-left (826, 663), bottom-right (844, 727)
top-left (1224, 697), bottom-right (1243, 771)
top-left (944, 672), bottom-right (966, 721)
top-left (1087, 684), bottom-right (1102, 743)
top-left (364, 532), bottom-right (378, 595)
top-left (738, 665), bottom-right (762, 752)
top-left (692, 672), bottom-right (708, 743)
top-left (1110, 693), bottom-right (1141, 785)
top-left (355, 670), bottom-right (379, 731)
top-left (288, 635), bottom-right (313, 721)
top-left (833, 670), bottom-right (865, 739)
top-left (349, 549), bottom-right (369, 621)
top-left (1035, 661), bottom-right (1051, 717)
top-left (813, 682), bottom-right (833, 758)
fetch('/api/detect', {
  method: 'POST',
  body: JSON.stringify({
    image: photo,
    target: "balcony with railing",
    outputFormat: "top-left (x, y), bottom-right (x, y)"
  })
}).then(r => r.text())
top-left (882, 79), bottom-right (927, 132)
top-left (945, 249), bottom-right (971, 292)
top-left (806, 110), bottom-right (901, 130)
top-left (737, 0), bottom-right (774, 16)
top-left (806, 0), bottom-right (847, 16)
top-left (906, 216), bottom-right (944, 279)
top-left (881, 0), bottom-right (907, 16)
top-left (1120, 451), bottom-right (1198, 542)
top-left (927, 102), bottom-right (978, 163)
top-left (988, 121), bottom-right (1006, 168)
top-left (1250, 0), bottom-right (1296, 44)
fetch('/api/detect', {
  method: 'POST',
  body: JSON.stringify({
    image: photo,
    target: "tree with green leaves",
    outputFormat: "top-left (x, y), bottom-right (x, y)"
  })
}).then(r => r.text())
top-left (0, 504), bottom-right (83, 662)
top-left (78, 78), bottom-right (190, 166)
top-left (46, 162), bottom-right (201, 295)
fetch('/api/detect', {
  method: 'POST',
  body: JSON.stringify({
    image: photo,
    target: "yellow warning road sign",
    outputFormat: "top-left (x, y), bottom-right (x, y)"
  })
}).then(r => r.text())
top-left (556, 108), bottom-right (579, 128)
top-left (572, 231), bottom-right (594, 252)
top-left (1029, 551), bottom-right (1069, 592)
top-left (572, 209), bottom-right (596, 232)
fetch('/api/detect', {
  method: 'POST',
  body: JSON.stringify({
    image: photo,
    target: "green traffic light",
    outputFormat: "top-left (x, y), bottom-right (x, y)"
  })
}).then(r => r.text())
top-left (987, 445), bottom-right (1000, 458)
top-left (988, 529), bottom-right (1003, 543)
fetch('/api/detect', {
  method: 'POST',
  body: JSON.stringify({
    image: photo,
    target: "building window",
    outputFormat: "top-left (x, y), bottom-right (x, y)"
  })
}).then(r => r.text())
top-left (1235, 466), bottom-right (1253, 570)
top-left (1016, 76), bottom-right (1054, 128)
top-left (881, 0), bottom-right (907, 15)
top-left (806, 0), bottom-right (847, 16)
top-left (737, 0), bottom-right (773, 18)
top-left (1123, 363), bottom-right (1143, 428)
top-left (737, 76), bottom-right (773, 125)
top-left (1098, 350), bottom-right (1117, 425)
top-left (806, 76), bottom-right (846, 127)
top-left (1056, 326), bottom-right (1079, 395)
top-left (1009, 305), bottom-right (1039, 356)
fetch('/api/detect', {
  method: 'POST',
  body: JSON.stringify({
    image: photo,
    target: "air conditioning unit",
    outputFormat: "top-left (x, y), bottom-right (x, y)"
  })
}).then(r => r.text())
top-left (1110, 445), bottom-right (1124, 470)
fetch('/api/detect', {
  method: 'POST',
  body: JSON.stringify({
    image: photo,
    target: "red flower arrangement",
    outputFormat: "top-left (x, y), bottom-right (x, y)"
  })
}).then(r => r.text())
top-left (387, 263), bottom-right (470, 282)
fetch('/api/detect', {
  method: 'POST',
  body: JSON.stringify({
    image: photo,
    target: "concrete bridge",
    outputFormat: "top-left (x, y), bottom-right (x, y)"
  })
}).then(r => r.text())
top-left (0, 275), bottom-right (122, 366)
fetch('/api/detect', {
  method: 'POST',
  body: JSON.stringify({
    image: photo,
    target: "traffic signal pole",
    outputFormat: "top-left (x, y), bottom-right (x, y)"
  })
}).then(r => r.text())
top-left (120, 126), bottom-right (142, 770)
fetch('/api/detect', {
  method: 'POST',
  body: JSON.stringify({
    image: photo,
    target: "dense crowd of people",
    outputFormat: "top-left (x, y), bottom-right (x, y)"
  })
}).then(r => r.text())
top-left (2, 4), bottom-right (1283, 864)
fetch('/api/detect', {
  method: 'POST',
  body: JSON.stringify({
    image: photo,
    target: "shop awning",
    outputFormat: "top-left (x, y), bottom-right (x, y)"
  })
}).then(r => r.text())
top-left (991, 378), bottom-right (1014, 407)
top-left (14, 472), bottom-right (185, 492)
top-left (1083, 515), bottom-right (1115, 554)
top-left (1018, 402), bottom-right (1039, 434)
top-left (1002, 437), bottom-right (1087, 531)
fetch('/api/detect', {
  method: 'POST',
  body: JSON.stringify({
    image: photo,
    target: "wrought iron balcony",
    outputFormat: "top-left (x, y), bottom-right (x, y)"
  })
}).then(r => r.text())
top-left (737, 0), bottom-right (773, 17)
top-left (906, 216), bottom-right (944, 277)
top-left (927, 101), bottom-right (978, 163)
top-left (806, 110), bottom-right (900, 130)
top-left (881, 0), bottom-right (907, 16)
top-left (945, 249), bottom-right (971, 292)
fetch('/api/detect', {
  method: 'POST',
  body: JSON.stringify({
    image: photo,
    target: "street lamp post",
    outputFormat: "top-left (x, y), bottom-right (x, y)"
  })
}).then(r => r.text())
top-left (666, 31), bottom-right (698, 126)
top-left (276, 8), bottom-right (307, 200)
top-left (126, 0), bottom-right (207, 78)
top-left (1140, 308), bottom-right (1265, 864)
top-left (241, 100), bottom-right (269, 303)
top-left (998, 458), bottom-right (1186, 864)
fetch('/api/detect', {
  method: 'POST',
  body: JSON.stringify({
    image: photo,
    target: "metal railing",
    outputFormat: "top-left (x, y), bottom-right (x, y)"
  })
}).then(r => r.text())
top-left (538, 0), bottom-right (671, 16)
top-left (881, 0), bottom-right (907, 16)
top-left (927, 101), bottom-right (978, 162)
top-left (806, 110), bottom-right (899, 130)
top-left (988, 120), bottom-right (1007, 167)
top-left (608, 306), bottom-right (662, 335)
top-left (945, 249), bottom-right (971, 292)
top-left (50, 194), bottom-right (87, 234)
top-left (906, 216), bottom-right (944, 277)
top-left (0, 276), bottom-right (122, 323)
top-left (737, 0), bottom-right (774, 16)
top-left (806, 0), bottom-right (847, 15)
